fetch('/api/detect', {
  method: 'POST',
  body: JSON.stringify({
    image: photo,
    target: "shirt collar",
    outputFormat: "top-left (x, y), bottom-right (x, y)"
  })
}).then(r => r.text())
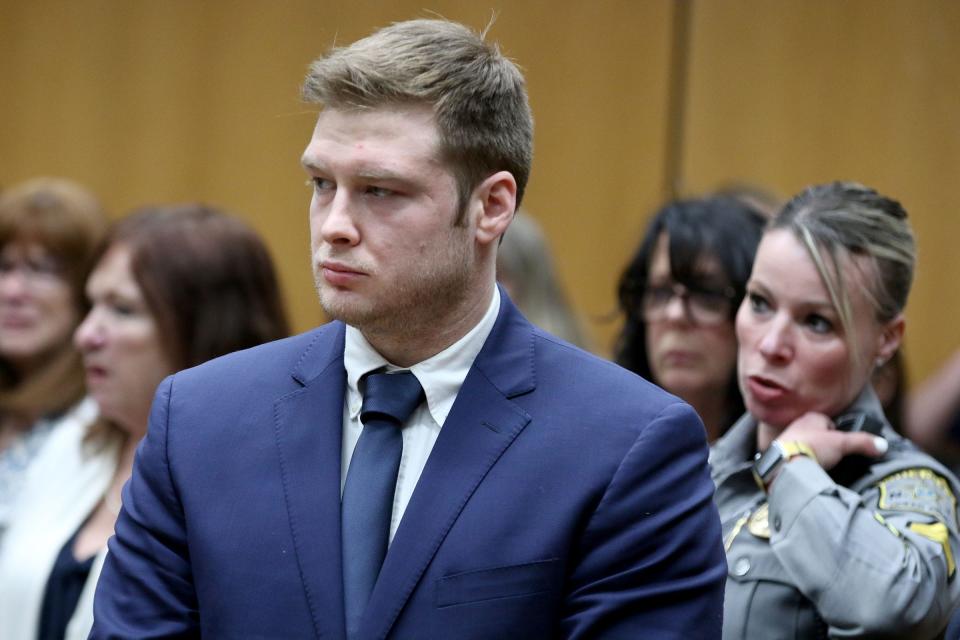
top-left (343, 287), bottom-right (501, 427)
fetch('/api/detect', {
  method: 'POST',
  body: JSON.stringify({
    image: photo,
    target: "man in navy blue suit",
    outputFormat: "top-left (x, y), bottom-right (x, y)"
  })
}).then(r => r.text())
top-left (91, 19), bottom-right (726, 639)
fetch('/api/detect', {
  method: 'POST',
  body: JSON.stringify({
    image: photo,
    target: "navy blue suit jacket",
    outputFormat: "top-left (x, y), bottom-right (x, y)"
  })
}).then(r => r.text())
top-left (91, 294), bottom-right (726, 639)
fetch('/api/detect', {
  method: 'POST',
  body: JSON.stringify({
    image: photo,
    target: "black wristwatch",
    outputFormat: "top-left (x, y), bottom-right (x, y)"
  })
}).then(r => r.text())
top-left (752, 440), bottom-right (816, 491)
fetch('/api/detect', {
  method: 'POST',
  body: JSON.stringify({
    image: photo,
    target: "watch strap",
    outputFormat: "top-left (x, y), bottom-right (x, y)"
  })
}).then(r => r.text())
top-left (778, 440), bottom-right (818, 464)
top-left (752, 439), bottom-right (817, 492)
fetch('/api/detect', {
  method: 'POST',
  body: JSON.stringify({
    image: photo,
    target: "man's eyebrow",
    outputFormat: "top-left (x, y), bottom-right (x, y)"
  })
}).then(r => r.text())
top-left (301, 159), bottom-right (409, 184)
top-left (301, 157), bottom-right (324, 171)
top-left (355, 167), bottom-right (405, 182)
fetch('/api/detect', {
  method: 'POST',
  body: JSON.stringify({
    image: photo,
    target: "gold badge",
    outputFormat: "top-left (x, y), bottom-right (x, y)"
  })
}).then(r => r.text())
top-left (747, 502), bottom-right (771, 539)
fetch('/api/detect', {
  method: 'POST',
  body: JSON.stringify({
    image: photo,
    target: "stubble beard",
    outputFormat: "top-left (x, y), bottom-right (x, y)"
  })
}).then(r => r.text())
top-left (314, 233), bottom-right (476, 339)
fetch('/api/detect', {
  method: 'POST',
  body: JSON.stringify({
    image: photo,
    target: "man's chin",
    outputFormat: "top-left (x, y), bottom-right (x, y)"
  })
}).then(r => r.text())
top-left (318, 290), bottom-right (374, 328)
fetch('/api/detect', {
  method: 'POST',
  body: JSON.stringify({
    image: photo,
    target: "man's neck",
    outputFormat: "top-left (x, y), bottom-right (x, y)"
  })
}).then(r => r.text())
top-left (361, 282), bottom-right (496, 367)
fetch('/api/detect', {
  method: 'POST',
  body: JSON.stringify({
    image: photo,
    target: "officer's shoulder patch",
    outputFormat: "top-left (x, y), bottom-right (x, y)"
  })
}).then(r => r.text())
top-left (877, 468), bottom-right (958, 526)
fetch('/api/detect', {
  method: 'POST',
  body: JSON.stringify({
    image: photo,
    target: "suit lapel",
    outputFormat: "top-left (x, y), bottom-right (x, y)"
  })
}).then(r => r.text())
top-left (273, 324), bottom-right (348, 639)
top-left (359, 292), bottom-right (537, 639)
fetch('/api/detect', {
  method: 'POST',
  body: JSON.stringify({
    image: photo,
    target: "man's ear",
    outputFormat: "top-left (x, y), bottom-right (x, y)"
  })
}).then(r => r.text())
top-left (876, 313), bottom-right (905, 365)
top-left (472, 171), bottom-right (517, 246)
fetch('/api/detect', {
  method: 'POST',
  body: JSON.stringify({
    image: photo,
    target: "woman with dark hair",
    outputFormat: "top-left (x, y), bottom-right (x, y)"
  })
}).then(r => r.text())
top-left (616, 196), bottom-right (766, 440)
top-left (0, 178), bottom-right (106, 542)
top-left (712, 182), bottom-right (960, 638)
top-left (0, 204), bottom-right (290, 639)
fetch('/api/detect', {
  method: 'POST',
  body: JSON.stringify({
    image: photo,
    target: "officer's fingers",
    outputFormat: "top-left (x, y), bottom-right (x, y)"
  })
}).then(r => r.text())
top-left (839, 432), bottom-right (889, 458)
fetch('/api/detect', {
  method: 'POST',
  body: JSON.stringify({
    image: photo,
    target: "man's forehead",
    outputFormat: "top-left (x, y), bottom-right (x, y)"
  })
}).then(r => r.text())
top-left (311, 103), bottom-right (437, 133)
top-left (302, 106), bottom-right (444, 172)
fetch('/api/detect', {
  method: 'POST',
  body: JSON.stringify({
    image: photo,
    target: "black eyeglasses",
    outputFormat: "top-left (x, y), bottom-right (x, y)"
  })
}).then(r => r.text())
top-left (641, 282), bottom-right (736, 326)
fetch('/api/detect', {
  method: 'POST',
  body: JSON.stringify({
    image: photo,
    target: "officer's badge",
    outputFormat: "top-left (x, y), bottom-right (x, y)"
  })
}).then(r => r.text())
top-left (747, 502), bottom-right (771, 539)
top-left (877, 468), bottom-right (957, 526)
top-left (877, 468), bottom-right (959, 579)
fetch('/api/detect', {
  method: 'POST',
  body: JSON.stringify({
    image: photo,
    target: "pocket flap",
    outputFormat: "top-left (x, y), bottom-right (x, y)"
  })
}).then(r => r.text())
top-left (436, 558), bottom-right (562, 608)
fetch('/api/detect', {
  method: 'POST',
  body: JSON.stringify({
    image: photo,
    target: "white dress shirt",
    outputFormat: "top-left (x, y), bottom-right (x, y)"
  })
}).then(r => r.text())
top-left (341, 288), bottom-right (501, 542)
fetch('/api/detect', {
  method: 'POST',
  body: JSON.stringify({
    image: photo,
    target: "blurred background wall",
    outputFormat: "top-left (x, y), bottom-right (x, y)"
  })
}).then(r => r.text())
top-left (1, 0), bottom-right (957, 385)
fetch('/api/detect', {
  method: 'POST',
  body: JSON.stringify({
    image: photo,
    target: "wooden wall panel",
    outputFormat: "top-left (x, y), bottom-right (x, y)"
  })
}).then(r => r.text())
top-left (0, 0), bottom-right (674, 354)
top-left (3, 0), bottom-right (956, 385)
top-left (680, 0), bottom-right (960, 383)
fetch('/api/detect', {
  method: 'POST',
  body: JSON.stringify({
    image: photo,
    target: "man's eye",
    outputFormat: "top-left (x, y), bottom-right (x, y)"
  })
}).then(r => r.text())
top-left (310, 177), bottom-right (335, 192)
top-left (366, 186), bottom-right (393, 198)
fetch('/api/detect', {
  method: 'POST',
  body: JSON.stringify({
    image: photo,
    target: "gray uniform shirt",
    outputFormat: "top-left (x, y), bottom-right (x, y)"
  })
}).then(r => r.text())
top-left (710, 387), bottom-right (960, 639)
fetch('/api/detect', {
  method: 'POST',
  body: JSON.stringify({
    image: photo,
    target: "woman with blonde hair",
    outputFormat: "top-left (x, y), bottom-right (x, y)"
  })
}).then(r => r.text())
top-left (0, 178), bottom-right (106, 541)
top-left (712, 182), bottom-right (960, 638)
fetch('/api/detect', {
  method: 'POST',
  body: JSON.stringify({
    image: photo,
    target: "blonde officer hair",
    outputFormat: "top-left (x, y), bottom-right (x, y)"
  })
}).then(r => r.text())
top-left (771, 181), bottom-right (915, 366)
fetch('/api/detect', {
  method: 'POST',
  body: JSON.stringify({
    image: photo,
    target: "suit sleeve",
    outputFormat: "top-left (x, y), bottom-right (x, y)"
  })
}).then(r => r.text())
top-left (561, 401), bottom-right (727, 639)
top-left (768, 457), bottom-right (960, 637)
top-left (90, 376), bottom-right (200, 639)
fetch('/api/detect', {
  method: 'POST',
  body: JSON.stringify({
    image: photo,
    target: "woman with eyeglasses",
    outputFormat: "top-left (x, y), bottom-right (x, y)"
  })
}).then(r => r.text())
top-left (0, 179), bottom-right (106, 543)
top-left (711, 182), bottom-right (960, 638)
top-left (615, 196), bottom-right (767, 440)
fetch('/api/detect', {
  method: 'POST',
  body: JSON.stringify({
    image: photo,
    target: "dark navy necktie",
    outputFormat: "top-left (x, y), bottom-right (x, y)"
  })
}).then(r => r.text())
top-left (342, 370), bottom-right (424, 639)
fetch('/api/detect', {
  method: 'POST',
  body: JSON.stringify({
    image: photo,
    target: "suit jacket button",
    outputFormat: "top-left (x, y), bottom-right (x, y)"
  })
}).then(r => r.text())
top-left (773, 514), bottom-right (782, 531)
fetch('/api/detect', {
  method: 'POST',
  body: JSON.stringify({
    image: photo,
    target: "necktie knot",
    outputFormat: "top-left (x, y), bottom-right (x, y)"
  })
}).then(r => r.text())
top-left (360, 371), bottom-right (424, 427)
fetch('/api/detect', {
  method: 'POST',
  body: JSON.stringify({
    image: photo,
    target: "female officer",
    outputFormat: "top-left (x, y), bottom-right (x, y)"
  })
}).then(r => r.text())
top-left (711, 182), bottom-right (960, 638)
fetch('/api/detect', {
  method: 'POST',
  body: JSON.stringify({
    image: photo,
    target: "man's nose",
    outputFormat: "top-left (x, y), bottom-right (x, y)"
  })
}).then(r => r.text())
top-left (318, 191), bottom-right (360, 246)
